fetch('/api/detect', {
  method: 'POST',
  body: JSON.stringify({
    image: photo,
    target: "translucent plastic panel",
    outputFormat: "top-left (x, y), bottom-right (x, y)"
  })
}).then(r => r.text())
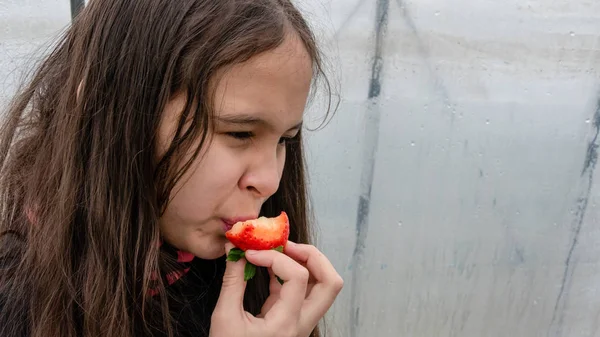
top-left (0, 0), bottom-right (70, 105)
top-left (300, 1), bottom-right (600, 336)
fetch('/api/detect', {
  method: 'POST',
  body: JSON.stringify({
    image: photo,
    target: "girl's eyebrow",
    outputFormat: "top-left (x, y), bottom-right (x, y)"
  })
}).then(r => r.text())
top-left (217, 114), bottom-right (303, 131)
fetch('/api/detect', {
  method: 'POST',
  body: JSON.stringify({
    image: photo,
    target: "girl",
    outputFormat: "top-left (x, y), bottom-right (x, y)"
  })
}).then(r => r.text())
top-left (0, 1), bottom-right (343, 336)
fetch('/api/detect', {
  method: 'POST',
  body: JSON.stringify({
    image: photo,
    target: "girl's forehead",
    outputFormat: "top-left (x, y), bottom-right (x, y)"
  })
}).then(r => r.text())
top-left (159, 35), bottom-right (311, 138)
top-left (211, 35), bottom-right (312, 124)
top-left (221, 33), bottom-right (312, 81)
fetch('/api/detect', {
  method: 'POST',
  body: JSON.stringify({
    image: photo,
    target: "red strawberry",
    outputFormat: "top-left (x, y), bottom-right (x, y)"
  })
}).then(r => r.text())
top-left (225, 211), bottom-right (289, 282)
top-left (225, 211), bottom-right (289, 252)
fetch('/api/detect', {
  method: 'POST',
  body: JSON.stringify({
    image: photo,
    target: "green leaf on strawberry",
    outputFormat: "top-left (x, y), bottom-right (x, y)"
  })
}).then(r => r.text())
top-left (226, 248), bottom-right (245, 262)
top-left (244, 262), bottom-right (257, 281)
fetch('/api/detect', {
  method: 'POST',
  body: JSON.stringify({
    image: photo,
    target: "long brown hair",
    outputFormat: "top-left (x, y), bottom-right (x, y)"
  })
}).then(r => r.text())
top-left (0, 0), bottom-right (333, 336)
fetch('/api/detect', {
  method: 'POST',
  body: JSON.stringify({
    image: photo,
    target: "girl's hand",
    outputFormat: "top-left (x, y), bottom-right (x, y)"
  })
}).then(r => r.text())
top-left (210, 242), bottom-right (343, 337)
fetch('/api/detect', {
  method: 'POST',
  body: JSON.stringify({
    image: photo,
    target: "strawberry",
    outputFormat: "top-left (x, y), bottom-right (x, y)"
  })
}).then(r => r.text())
top-left (225, 211), bottom-right (289, 251)
top-left (225, 211), bottom-right (289, 282)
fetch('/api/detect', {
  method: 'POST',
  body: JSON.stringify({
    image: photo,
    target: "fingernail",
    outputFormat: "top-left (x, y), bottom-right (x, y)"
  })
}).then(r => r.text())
top-left (246, 250), bottom-right (258, 255)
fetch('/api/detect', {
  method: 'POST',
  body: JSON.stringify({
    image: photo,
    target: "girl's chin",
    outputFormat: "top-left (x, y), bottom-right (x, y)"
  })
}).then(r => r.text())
top-left (185, 236), bottom-right (228, 260)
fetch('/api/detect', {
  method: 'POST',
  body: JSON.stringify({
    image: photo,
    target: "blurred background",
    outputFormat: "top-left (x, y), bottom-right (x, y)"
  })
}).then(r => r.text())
top-left (1, 0), bottom-right (600, 336)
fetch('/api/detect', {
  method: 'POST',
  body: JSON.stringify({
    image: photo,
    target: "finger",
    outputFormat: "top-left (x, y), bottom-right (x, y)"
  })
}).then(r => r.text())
top-left (283, 242), bottom-right (340, 286)
top-left (283, 242), bottom-right (344, 330)
top-left (244, 249), bottom-right (308, 322)
top-left (267, 268), bottom-right (283, 295)
top-left (257, 269), bottom-right (283, 318)
top-left (284, 243), bottom-right (327, 300)
top-left (274, 264), bottom-right (313, 299)
top-left (258, 292), bottom-right (279, 318)
top-left (213, 242), bottom-right (247, 319)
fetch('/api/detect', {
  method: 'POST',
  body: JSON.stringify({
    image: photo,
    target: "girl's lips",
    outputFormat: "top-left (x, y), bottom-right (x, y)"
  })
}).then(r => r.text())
top-left (222, 220), bottom-right (234, 232)
top-left (221, 216), bottom-right (257, 232)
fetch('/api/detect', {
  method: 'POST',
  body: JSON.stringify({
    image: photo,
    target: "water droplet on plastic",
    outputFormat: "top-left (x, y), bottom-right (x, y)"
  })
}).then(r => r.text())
top-left (410, 141), bottom-right (415, 147)
top-left (569, 31), bottom-right (575, 37)
top-left (397, 221), bottom-right (403, 227)
top-left (485, 119), bottom-right (490, 125)
top-left (585, 119), bottom-right (591, 124)
top-left (434, 11), bottom-right (440, 16)
top-left (420, 124), bottom-right (425, 130)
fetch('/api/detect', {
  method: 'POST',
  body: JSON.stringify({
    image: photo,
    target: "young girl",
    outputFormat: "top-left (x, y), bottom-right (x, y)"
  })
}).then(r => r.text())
top-left (0, 1), bottom-right (343, 336)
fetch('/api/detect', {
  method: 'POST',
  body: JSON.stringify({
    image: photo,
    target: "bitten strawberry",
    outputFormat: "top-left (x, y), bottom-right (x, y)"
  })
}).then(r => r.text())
top-left (225, 211), bottom-right (289, 251)
top-left (225, 211), bottom-right (289, 282)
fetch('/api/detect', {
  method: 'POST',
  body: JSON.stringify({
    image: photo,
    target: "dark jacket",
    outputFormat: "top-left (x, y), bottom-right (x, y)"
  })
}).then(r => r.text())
top-left (0, 239), bottom-right (226, 337)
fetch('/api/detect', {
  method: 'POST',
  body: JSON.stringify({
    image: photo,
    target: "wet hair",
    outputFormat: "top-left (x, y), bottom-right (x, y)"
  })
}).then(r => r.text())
top-left (0, 0), bottom-right (334, 336)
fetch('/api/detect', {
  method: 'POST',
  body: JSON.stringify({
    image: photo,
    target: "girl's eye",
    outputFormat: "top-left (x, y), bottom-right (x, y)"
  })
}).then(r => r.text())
top-left (226, 131), bottom-right (298, 145)
top-left (226, 132), bottom-right (253, 140)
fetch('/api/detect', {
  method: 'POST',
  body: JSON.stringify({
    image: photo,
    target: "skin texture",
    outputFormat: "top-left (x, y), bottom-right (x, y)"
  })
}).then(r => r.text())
top-left (157, 32), bottom-right (311, 260)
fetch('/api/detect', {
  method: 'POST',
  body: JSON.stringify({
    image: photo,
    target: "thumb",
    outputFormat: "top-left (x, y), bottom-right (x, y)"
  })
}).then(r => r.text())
top-left (215, 242), bottom-right (247, 316)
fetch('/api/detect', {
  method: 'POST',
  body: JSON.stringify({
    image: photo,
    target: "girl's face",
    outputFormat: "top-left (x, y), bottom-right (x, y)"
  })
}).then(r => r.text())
top-left (157, 34), bottom-right (314, 259)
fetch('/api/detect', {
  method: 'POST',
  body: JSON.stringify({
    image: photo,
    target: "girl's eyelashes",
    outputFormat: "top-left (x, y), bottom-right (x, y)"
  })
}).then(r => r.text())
top-left (226, 131), bottom-right (253, 140)
top-left (224, 131), bottom-right (299, 145)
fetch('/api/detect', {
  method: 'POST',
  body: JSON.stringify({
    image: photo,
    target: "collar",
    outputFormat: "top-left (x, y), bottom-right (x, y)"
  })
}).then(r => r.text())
top-left (148, 240), bottom-right (195, 296)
